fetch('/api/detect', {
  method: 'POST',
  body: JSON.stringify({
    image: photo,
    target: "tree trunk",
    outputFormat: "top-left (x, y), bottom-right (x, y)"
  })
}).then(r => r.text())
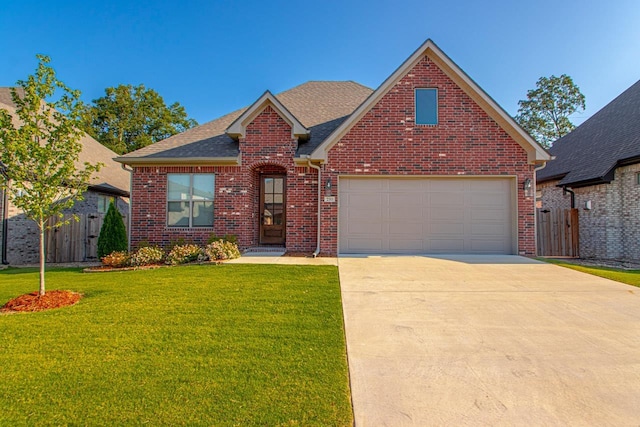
top-left (38, 221), bottom-right (45, 296)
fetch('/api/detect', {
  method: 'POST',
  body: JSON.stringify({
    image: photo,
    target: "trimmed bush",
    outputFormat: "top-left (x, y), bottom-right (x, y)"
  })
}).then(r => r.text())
top-left (166, 244), bottom-right (202, 265)
top-left (97, 201), bottom-right (128, 258)
top-left (130, 246), bottom-right (164, 266)
top-left (101, 251), bottom-right (129, 267)
top-left (205, 241), bottom-right (241, 261)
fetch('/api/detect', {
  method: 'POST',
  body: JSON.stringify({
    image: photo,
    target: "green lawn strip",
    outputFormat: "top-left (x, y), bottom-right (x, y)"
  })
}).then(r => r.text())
top-left (0, 264), bottom-right (352, 426)
top-left (541, 258), bottom-right (640, 287)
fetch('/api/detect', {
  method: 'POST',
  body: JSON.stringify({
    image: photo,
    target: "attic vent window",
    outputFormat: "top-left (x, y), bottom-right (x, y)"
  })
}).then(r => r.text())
top-left (415, 88), bottom-right (438, 125)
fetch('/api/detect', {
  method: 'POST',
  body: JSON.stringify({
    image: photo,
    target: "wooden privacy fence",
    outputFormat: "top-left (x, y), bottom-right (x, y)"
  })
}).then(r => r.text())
top-left (46, 213), bottom-right (128, 263)
top-left (536, 208), bottom-right (579, 257)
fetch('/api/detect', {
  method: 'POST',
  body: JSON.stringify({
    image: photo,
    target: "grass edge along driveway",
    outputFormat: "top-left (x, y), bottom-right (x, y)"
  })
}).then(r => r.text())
top-left (541, 258), bottom-right (640, 288)
top-left (0, 264), bottom-right (353, 426)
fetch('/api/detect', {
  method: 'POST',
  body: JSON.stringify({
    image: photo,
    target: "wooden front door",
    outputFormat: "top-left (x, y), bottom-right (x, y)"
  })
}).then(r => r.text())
top-left (260, 175), bottom-right (286, 245)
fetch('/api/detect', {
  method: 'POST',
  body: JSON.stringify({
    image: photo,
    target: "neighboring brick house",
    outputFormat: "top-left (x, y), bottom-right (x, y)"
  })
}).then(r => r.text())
top-left (116, 39), bottom-right (550, 256)
top-left (0, 88), bottom-right (130, 264)
top-left (537, 80), bottom-right (640, 261)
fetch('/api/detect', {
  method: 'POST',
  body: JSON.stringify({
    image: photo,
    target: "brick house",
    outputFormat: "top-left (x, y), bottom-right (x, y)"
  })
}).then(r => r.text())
top-left (116, 39), bottom-right (550, 256)
top-left (537, 80), bottom-right (640, 261)
top-left (0, 88), bottom-right (130, 264)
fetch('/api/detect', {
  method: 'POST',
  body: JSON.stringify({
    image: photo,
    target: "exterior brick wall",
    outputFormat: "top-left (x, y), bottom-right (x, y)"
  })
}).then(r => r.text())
top-left (322, 55), bottom-right (535, 256)
top-left (538, 163), bottom-right (640, 261)
top-left (130, 106), bottom-right (319, 252)
top-left (3, 191), bottom-right (129, 264)
top-left (130, 57), bottom-right (537, 257)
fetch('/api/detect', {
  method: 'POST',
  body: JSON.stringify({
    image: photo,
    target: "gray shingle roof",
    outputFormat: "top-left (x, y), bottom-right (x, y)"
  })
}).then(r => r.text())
top-left (537, 80), bottom-right (640, 187)
top-left (0, 88), bottom-right (130, 196)
top-left (119, 81), bottom-right (373, 160)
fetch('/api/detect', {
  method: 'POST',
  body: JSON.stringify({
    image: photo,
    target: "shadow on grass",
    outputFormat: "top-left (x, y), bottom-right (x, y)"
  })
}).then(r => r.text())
top-left (0, 267), bottom-right (84, 275)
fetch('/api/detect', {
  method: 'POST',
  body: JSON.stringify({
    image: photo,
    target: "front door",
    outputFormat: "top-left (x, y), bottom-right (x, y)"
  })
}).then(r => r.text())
top-left (260, 175), bottom-right (286, 245)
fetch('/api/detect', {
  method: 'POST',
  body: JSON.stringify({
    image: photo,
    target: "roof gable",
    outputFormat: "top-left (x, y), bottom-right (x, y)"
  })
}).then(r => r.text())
top-left (226, 90), bottom-right (309, 140)
top-left (537, 79), bottom-right (640, 187)
top-left (309, 39), bottom-right (551, 165)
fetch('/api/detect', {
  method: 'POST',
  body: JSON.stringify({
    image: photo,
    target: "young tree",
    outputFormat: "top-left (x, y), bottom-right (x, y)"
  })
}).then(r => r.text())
top-left (97, 201), bottom-right (128, 258)
top-left (81, 84), bottom-right (198, 154)
top-left (515, 74), bottom-right (586, 148)
top-left (0, 55), bottom-right (101, 295)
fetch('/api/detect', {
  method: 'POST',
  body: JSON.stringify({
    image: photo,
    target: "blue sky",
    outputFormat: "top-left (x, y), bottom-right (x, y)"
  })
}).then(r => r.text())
top-left (1, 0), bottom-right (639, 125)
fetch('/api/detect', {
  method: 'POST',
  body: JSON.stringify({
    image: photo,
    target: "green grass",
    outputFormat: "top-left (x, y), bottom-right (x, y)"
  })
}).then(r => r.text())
top-left (0, 264), bottom-right (353, 426)
top-left (541, 258), bottom-right (640, 287)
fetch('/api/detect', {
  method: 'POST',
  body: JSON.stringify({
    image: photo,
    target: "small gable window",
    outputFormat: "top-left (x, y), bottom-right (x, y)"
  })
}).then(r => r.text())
top-left (167, 174), bottom-right (215, 227)
top-left (415, 88), bottom-right (438, 125)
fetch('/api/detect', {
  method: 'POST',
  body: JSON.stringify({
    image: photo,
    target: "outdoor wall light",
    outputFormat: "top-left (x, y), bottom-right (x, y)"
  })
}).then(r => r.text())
top-left (523, 178), bottom-right (533, 197)
top-left (325, 178), bottom-right (332, 196)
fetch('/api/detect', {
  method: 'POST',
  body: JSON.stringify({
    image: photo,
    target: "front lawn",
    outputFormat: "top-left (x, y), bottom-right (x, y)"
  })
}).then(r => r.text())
top-left (541, 259), bottom-right (640, 287)
top-left (0, 264), bottom-right (353, 426)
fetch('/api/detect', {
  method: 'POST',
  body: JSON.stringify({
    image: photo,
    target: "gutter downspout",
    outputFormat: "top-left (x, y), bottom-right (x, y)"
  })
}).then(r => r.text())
top-left (121, 163), bottom-right (134, 251)
top-left (563, 186), bottom-right (576, 208)
top-left (306, 157), bottom-right (322, 258)
top-left (533, 162), bottom-right (548, 257)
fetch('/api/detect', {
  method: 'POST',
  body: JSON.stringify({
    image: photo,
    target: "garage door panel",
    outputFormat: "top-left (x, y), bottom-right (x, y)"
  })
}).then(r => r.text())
top-left (389, 239), bottom-right (423, 251)
top-left (345, 238), bottom-right (383, 251)
top-left (430, 222), bottom-right (464, 235)
top-left (471, 209), bottom-right (508, 221)
top-left (345, 179), bottom-right (384, 192)
top-left (429, 239), bottom-right (465, 252)
top-left (388, 179), bottom-right (425, 191)
top-left (431, 208), bottom-right (464, 221)
top-left (389, 222), bottom-right (423, 234)
top-left (430, 180), bottom-right (465, 191)
top-left (430, 192), bottom-right (464, 206)
top-left (348, 221), bottom-right (383, 234)
top-left (339, 178), bottom-right (514, 254)
top-left (471, 223), bottom-right (506, 236)
top-left (470, 192), bottom-right (507, 206)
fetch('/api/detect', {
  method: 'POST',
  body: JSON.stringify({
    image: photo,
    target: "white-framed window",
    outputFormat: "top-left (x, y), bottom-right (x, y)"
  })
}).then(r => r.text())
top-left (97, 195), bottom-right (115, 213)
top-left (636, 172), bottom-right (640, 185)
top-left (415, 88), bottom-right (438, 125)
top-left (167, 174), bottom-right (215, 227)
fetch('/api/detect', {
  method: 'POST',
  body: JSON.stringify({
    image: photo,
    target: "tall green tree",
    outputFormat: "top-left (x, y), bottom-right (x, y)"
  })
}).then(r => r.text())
top-left (81, 84), bottom-right (198, 154)
top-left (515, 74), bottom-right (586, 148)
top-left (0, 55), bottom-right (102, 295)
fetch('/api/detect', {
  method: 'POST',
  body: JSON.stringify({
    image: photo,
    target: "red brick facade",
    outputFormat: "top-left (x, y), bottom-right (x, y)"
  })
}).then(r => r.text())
top-left (320, 56), bottom-right (535, 255)
top-left (129, 56), bottom-right (536, 256)
top-left (130, 106), bottom-right (319, 252)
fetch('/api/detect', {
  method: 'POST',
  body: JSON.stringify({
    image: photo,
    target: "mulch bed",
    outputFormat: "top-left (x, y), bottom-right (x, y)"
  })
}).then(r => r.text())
top-left (1, 290), bottom-right (82, 313)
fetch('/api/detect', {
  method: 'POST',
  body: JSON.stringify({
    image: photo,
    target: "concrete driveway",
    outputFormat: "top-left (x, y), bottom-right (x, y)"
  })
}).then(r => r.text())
top-left (338, 255), bottom-right (640, 426)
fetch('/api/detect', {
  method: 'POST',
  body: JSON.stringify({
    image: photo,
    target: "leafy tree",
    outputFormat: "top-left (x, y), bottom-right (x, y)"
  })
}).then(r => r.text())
top-left (81, 84), bottom-right (198, 154)
top-left (515, 74), bottom-right (586, 148)
top-left (97, 201), bottom-right (128, 258)
top-left (0, 55), bottom-right (102, 295)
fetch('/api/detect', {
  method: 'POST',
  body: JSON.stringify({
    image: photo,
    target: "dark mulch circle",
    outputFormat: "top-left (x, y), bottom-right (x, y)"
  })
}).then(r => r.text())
top-left (1, 290), bottom-right (82, 313)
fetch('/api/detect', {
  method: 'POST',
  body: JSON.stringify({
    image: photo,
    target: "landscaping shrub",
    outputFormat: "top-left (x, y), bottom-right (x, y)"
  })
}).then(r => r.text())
top-left (166, 244), bottom-right (202, 265)
top-left (130, 246), bottom-right (164, 266)
top-left (205, 240), bottom-right (241, 260)
top-left (97, 202), bottom-right (128, 258)
top-left (101, 251), bottom-right (130, 268)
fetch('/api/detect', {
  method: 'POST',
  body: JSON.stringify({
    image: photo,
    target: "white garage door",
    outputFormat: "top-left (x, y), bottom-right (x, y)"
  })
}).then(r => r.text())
top-left (339, 177), bottom-right (515, 254)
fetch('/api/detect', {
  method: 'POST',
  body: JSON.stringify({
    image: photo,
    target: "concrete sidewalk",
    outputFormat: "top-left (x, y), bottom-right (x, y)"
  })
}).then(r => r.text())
top-left (339, 255), bottom-right (640, 426)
